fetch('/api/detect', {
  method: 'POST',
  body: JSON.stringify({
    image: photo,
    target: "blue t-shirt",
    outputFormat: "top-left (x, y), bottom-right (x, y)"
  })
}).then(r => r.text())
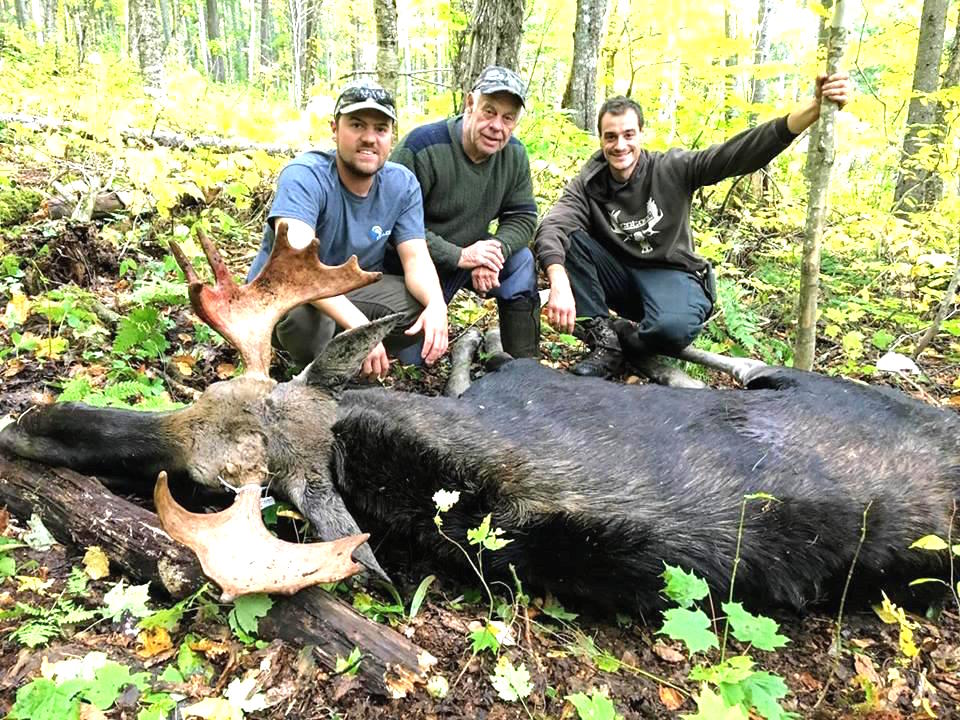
top-left (247, 151), bottom-right (425, 280)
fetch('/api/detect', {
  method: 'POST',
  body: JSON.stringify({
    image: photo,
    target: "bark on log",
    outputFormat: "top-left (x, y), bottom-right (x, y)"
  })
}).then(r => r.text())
top-left (0, 451), bottom-right (430, 697)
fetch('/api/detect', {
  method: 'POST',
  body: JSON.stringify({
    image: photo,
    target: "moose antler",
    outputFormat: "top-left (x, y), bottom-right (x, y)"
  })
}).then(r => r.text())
top-left (154, 473), bottom-right (369, 601)
top-left (155, 222), bottom-right (383, 597)
top-left (169, 221), bottom-right (380, 377)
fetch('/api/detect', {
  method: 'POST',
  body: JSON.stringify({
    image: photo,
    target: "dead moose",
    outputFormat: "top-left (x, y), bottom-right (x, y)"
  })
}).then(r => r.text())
top-left (1, 222), bottom-right (958, 612)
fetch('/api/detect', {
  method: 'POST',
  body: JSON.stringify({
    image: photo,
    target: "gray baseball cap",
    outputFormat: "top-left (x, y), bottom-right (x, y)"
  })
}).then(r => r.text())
top-left (471, 66), bottom-right (526, 106)
top-left (334, 81), bottom-right (397, 121)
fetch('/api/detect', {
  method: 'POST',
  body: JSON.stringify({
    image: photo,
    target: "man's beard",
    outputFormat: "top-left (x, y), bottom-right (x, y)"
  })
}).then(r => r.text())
top-left (341, 150), bottom-right (383, 178)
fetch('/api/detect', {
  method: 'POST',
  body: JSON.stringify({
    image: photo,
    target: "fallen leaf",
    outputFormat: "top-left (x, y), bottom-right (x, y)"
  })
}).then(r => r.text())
top-left (79, 705), bottom-right (109, 720)
top-left (2, 359), bottom-right (24, 378)
top-left (854, 652), bottom-right (882, 687)
top-left (653, 642), bottom-right (685, 663)
top-left (795, 672), bottom-right (822, 691)
top-left (191, 637), bottom-right (232, 659)
top-left (83, 546), bottom-right (110, 580)
top-left (659, 685), bottom-right (684, 710)
top-left (216, 363), bottom-right (237, 379)
top-left (851, 638), bottom-right (876, 649)
top-left (182, 697), bottom-right (242, 720)
top-left (137, 626), bottom-right (173, 658)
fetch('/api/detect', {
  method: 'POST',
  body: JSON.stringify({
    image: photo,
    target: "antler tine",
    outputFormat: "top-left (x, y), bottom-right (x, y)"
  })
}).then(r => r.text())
top-left (194, 226), bottom-right (234, 288)
top-left (154, 472), bottom-right (369, 601)
top-left (170, 221), bottom-right (381, 377)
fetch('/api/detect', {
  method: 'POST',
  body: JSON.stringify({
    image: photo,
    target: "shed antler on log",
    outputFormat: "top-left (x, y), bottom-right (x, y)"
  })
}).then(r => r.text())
top-left (158, 221), bottom-right (380, 599)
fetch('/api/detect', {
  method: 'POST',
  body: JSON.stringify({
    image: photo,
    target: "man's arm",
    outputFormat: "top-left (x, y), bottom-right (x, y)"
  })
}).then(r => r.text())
top-left (684, 72), bottom-right (852, 190)
top-left (488, 148), bottom-right (538, 260)
top-left (534, 170), bottom-right (593, 332)
top-left (785, 72), bottom-right (852, 134)
top-left (396, 239), bottom-right (448, 364)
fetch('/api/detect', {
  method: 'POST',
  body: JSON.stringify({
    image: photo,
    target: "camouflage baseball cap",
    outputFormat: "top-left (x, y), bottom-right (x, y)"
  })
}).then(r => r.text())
top-left (471, 66), bottom-right (526, 106)
top-left (334, 80), bottom-right (397, 121)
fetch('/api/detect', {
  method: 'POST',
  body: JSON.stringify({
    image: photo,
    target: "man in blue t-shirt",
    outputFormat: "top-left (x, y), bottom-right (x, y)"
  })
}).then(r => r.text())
top-left (248, 81), bottom-right (448, 378)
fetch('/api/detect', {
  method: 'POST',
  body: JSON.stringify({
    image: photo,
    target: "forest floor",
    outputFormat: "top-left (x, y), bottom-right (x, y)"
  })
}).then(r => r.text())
top-left (1, 199), bottom-right (960, 720)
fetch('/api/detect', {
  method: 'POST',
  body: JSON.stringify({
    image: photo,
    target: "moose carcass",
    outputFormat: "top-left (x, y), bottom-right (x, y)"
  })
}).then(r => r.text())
top-left (1, 224), bottom-right (958, 612)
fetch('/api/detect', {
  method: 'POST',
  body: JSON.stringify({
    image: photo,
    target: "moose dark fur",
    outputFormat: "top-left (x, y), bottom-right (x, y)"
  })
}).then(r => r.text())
top-left (4, 337), bottom-right (959, 612)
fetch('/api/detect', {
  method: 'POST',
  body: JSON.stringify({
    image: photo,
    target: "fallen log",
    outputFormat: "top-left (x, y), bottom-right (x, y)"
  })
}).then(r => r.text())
top-left (0, 450), bottom-right (431, 697)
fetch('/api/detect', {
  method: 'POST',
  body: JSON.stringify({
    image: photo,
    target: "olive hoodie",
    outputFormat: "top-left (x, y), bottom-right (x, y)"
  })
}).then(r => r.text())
top-left (534, 115), bottom-right (798, 276)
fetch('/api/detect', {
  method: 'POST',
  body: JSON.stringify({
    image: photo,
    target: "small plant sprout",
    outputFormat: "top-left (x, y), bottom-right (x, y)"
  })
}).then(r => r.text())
top-left (873, 593), bottom-right (920, 662)
top-left (432, 489), bottom-right (461, 525)
top-left (490, 656), bottom-right (533, 704)
top-left (566, 687), bottom-right (623, 720)
top-left (908, 501), bottom-right (960, 611)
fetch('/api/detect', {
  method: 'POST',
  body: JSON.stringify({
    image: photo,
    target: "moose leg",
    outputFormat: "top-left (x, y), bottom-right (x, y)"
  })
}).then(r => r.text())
top-left (677, 346), bottom-right (769, 386)
top-left (0, 450), bottom-right (431, 697)
top-left (444, 329), bottom-right (482, 398)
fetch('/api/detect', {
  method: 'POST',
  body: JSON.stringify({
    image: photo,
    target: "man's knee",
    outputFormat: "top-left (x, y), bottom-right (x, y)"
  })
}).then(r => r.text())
top-left (497, 248), bottom-right (537, 300)
top-left (645, 315), bottom-right (703, 354)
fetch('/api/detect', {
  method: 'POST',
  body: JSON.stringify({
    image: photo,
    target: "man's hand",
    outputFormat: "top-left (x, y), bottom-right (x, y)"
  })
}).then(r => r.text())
top-left (405, 300), bottom-right (449, 365)
top-left (360, 341), bottom-right (391, 380)
top-left (458, 239), bottom-right (505, 272)
top-left (814, 72), bottom-right (852, 109)
top-left (471, 266), bottom-right (501, 295)
top-left (545, 265), bottom-right (576, 334)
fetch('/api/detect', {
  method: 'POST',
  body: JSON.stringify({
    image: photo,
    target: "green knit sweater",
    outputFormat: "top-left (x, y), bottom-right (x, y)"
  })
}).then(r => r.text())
top-left (390, 116), bottom-right (538, 274)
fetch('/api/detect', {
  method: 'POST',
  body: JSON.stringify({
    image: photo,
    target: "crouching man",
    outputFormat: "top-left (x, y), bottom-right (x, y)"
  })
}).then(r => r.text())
top-left (391, 66), bottom-right (540, 359)
top-left (247, 80), bottom-right (448, 378)
top-left (535, 72), bottom-right (852, 377)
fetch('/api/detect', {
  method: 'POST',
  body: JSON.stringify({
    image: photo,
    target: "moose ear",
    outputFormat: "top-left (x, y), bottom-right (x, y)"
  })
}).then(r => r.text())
top-left (298, 313), bottom-right (403, 392)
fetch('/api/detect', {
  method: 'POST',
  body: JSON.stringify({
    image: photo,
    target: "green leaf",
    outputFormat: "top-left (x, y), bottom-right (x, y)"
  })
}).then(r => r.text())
top-left (489, 657), bottom-right (533, 702)
top-left (65, 566), bottom-right (89, 596)
top-left (9, 678), bottom-right (81, 720)
top-left (566, 690), bottom-right (621, 720)
top-left (910, 535), bottom-right (949, 551)
top-left (24, 514), bottom-right (56, 550)
top-left (466, 513), bottom-right (513, 551)
top-left (102, 581), bottom-right (152, 621)
top-left (661, 565), bottom-right (710, 608)
top-left (0, 554), bottom-right (15, 578)
top-left (177, 637), bottom-right (211, 679)
top-left (159, 664), bottom-right (184, 683)
top-left (658, 608), bottom-right (718, 655)
top-left (682, 685), bottom-right (749, 719)
top-left (541, 598), bottom-right (579, 621)
top-left (82, 662), bottom-right (147, 709)
top-left (408, 574), bottom-right (436, 620)
top-left (334, 647), bottom-right (362, 676)
top-left (722, 603), bottom-right (789, 651)
top-left (733, 671), bottom-right (795, 720)
top-left (227, 593), bottom-right (273, 639)
top-left (469, 624), bottom-right (501, 655)
top-left (690, 656), bottom-right (754, 685)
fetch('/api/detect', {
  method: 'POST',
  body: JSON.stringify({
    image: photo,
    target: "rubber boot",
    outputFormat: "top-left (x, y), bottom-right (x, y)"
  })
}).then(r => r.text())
top-left (496, 295), bottom-right (541, 359)
top-left (571, 317), bottom-right (625, 378)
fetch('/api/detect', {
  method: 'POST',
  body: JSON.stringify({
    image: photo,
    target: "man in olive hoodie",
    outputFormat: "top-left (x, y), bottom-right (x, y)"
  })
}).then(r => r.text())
top-left (534, 72), bottom-right (852, 377)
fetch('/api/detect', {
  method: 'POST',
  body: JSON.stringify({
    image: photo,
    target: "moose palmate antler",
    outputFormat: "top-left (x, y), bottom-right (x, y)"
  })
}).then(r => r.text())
top-left (168, 221), bottom-right (379, 378)
top-left (159, 220), bottom-right (380, 599)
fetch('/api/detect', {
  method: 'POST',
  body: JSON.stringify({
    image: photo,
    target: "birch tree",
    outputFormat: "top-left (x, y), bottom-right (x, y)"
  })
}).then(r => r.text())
top-left (893, 0), bottom-right (949, 216)
top-left (206, 0), bottom-right (226, 81)
top-left (561, 0), bottom-right (610, 131)
top-left (129, 0), bottom-right (165, 89)
top-left (794, 0), bottom-right (848, 371)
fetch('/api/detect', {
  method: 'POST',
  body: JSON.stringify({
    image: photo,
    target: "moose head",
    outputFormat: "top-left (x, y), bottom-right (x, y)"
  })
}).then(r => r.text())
top-left (1, 221), bottom-right (399, 600)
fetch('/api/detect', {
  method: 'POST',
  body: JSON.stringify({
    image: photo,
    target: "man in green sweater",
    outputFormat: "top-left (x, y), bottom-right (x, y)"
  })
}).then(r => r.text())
top-left (390, 66), bottom-right (540, 359)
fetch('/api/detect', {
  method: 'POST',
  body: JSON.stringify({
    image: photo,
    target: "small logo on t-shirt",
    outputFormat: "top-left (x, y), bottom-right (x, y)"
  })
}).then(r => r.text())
top-left (369, 225), bottom-right (392, 243)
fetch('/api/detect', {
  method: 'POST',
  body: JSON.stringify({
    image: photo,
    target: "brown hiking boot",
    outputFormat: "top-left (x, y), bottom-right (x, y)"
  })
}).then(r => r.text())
top-left (571, 317), bottom-right (625, 378)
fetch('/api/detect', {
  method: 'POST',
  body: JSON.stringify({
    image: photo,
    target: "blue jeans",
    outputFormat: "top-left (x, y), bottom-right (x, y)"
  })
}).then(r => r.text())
top-left (397, 247), bottom-right (538, 364)
top-left (565, 231), bottom-right (713, 356)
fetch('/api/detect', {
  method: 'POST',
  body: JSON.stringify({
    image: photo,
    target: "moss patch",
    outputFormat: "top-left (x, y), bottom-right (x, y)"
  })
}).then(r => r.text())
top-left (0, 185), bottom-right (42, 226)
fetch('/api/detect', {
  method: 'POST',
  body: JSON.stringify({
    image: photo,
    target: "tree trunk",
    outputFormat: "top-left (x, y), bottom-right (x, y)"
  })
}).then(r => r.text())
top-left (794, 0), bottom-right (849, 371)
top-left (924, 4), bottom-right (960, 206)
top-left (454, 0), bottom-right (525, 106)
top-left (14, 0), bottom-right (26, 30)
top-left (561, 0), bottom-right (610, 132)
top-left (248, 0), bottom-right (260, 80)
top-left (158, 0), bottom-right (171, 46)
top-left (892, 0), bottom-right (949, 216)
top-left (129, 0), bottom-right (166, 89)
top-left (723, 2), bottom-right (738, 122)
top-left (0, 452), bottom-right (430, 697)
top-left (206, 0), bottom-right (226, 82)
top-left (260, 0), bottom-right (272, 64)
top-left (750, 0), bottom-right (775, 106)
top-left (375, 0), bottom-right (400, 98)
top-left (302, 0), bottom-right (322, 101)
top-left (196, 0), bottom-right (211, 74)
top-left (30, 0), bottom-right (43, 44)
top-left (41, 0), bottom-right (56, 48)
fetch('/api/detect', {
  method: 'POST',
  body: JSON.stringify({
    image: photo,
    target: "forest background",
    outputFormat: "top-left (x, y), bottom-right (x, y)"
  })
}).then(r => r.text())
top-left (1, 0), bottom-right (959, 384)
